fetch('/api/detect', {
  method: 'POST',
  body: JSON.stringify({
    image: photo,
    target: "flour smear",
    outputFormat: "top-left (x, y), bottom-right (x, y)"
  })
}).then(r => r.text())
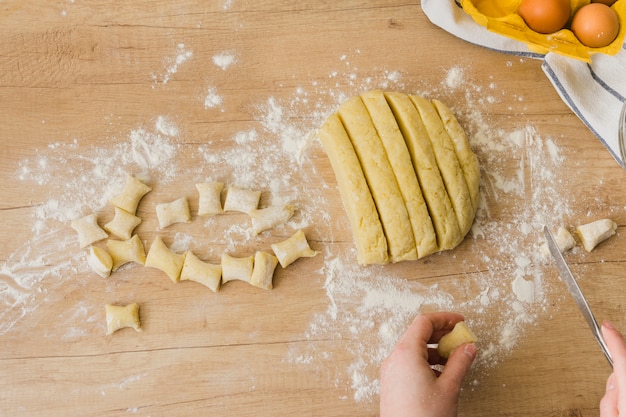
top-left (3, 57), bottom-right (573, 405)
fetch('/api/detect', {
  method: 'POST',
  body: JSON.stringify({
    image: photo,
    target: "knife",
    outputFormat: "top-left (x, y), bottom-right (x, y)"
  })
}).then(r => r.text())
top-left (543, 226), bottom-right (614, 368)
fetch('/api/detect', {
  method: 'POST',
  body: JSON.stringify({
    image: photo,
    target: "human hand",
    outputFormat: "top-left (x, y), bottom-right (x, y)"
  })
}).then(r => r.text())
top-left (379, 312), bottom-right (477, 417)
top-left (600, 321), bottom-right (626, 416)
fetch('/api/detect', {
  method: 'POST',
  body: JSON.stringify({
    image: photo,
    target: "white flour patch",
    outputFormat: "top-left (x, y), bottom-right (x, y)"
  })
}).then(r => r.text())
top-left (212, 51), bottom-right (236, 70)
top-left (204, 86), bottom-right (223, 109)
top-left (152, 43), bottom-right (193, 85)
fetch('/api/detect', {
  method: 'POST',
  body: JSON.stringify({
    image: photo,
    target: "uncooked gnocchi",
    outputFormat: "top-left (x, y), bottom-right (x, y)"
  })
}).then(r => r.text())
top-left (71, 213), bottom-right (108, 248)
top-left (221, 253), bottom-right (254, 284)
top-left (104, 207), bottom-right (142, 240)
top-left (223, 186), bottom-right (261, 214)
top-left (105, 303), bottom-right (141, 335)
top-left (156, 197), bottom-right (191, 229)
top-left (250, 204), bottom-right (295, 235)
top-left (271, 229), bottom-right (318, 268)
top-left (196, 182), bottom-right (224, 216)
top-left (250, 251), bottom-right (279, 290)
top-left (110, 175), bottom-right (152, 215)
top-left (145, 236), bottom-right (185, 283)
top-left (180, 251), bottom-right (222, 292)
top-left (106, 235), bottom-right (146, 271)
top-left (88, 246), bottom-right (113, 278)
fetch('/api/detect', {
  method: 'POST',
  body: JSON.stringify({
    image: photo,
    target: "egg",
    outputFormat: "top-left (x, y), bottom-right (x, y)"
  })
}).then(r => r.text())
top-left (518, 0), bottom-right (571, 34)
top-left (571, 3), bottom-right (620, 48)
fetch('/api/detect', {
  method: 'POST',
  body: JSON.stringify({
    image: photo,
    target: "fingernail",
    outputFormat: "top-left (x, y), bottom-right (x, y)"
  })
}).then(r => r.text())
top-left (464, 343), bottom-right (477, 360)
top-left (602, 321), bottom-right (616, 330)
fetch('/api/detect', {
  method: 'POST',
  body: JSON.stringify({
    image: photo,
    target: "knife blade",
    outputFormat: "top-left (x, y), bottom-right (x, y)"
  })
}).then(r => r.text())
top-left (543, 226), bottom-right (613, 368)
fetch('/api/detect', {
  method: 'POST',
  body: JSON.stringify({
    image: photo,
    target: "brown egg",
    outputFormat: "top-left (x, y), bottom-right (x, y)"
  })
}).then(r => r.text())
top-left (518, 0), bottom-right (571, 34)
top-left (571, 3), bottom-right (620, 48)
top-left (591, 0), bottom-right (617, 6)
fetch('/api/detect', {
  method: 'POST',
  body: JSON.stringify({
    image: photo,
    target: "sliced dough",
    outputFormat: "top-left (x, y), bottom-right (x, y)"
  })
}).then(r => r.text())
top-left (411, 95), bottom-right (473, 236)
top-left (156, 197), bottom-right (191, 229)
top-left (145, 236), bottom-right (185, 283)
top-left (250, 251), bottom-right (279, 290)
top-left (104, 207), bottom-right (142, 240)
top-left (110, 176), bottom-right (151, 215)
top-left (317, 113), bottom-right (388, 265)
top-left (88, 246), bottom-right (113, 278)
top-left (385, 92), bottom-right (462, 251)
top-left (361, 90), bottom-right (437, 259)
top-left (338, 95), bottom-right (417, 263)
top-left (180, 251), bottom-right (221, 292)
top-left (250, 204), bottom-right (295, 235)
top-left (71, 213), bottom-right (108, 248)
top-left (196, 182), bottom-right (224, 216)
top-left (270, 229), bottom-right (318, 268)
top-left (105, 303), bottom-right (141, 335)
top-left (432, 99), bottom-right (480, 215)
top-left (106, 235), bottom-right (146, 271)
top-left (221, 253), bottom-right (254, 284)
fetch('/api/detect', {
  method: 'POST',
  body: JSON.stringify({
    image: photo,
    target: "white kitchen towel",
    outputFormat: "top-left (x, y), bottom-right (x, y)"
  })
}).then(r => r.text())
top-left (421, 0), bottom-right (626, 168)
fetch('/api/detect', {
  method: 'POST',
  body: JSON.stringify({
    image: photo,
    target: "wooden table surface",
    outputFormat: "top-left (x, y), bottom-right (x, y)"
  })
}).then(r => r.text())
top-left (1, 1), bottom-right (625, 416)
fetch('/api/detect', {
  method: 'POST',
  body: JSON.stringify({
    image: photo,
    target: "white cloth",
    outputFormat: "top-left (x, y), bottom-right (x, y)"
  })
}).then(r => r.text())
top-left (422, 0), bottom-right (626, 168)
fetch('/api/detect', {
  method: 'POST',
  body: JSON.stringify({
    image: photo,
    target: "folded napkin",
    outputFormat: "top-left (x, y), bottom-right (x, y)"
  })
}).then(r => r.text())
top-left (421, 0), bottom-right (626, 168)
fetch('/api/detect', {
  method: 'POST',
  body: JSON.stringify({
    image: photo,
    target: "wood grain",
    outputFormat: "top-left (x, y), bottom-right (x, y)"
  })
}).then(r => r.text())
top-left (1, 1), bottom-right (625, 416)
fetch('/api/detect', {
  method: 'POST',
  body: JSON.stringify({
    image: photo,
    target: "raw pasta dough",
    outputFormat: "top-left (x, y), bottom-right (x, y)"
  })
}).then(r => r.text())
top-left (156, 197), bottom-right (191, 229)
top-left (105, 303), bottom-right (141, 335)
top-left (250, 204), bottom-right (294, 235)
top-left (223, 186), bottom-right (261, 214)
top-left (110, 176), bottom-right (152, 215)
top-left (271, 229), bottom-right (318, 268)
top-left (180, 251), bottom-right (222, 292)
top-left (221, 253), bottom-right (254, 284)
top-left (88, 246), bottom-right (113, 278)
top-left (196, 182), bottom-right (224, 216)
top-left (250, 251), bottom-right (279, 290)
top-left (71, 213), bottom-right (108, 248)
top-left (145, 236), bottom-right (185, 283)
top-left (106, 235), bottom-right (146, 271)
top-left (104, 207), bottom-right (142, 240)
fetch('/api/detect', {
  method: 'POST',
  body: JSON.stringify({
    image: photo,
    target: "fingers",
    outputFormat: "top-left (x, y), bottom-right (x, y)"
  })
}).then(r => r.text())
top-left (400, 312), bottom-right (465, 348)
top-left (438, 343), bottom-right (477, 394)
top-left (600, 373), bottom-right (618, 417)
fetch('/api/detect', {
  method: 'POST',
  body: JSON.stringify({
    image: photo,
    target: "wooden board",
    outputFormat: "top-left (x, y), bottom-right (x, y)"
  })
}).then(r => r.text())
top-left (1, 1), bottom-right (625, 416)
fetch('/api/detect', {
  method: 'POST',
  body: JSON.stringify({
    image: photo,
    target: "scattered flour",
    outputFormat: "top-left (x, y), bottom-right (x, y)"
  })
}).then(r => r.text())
top-left (152, 43), bottom-right (193, 85)
top-left (204, 86), bottom-right (223, 109)
top-left (212, 51), bottom-right (236, 70)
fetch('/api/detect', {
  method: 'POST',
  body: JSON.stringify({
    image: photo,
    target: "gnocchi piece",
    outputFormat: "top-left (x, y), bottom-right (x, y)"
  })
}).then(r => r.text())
top-left (105, 303), bottom-right (141, 335)
top-left (106, 235), bottom-right (146, 271)
top-left (221, 253), bottom-right (254, 284)
top-left (88, 246), bottom-right (113, 278)
top-left (437, 321), bottom-right (477, 359)
top-left (540, 226), bottom-right (576, 258)
top-left (71, 213), bottom-right (108, 248)
top-left (110, 175), bottom-right (152, 215)
top-left (104, 207), bottom-right (142, 240)
top-left (271, 229), bottom-right (318, 268)
top-left (180, 250), bottom-right (222, 292)
top-left (250, 204), bottom-right (295, 235)
top-left (250, 251), bottom-right (279, 290)
top-left (156, 197), bottom-right (191, 229)
top-left (145, 236), bottom-right (185, 283)
top-left (223, 186), bottom-right (261, 214)
top-left (576, 219), bottom-right (618, 252)
top-left (196, 182), bottom-right (224, 216)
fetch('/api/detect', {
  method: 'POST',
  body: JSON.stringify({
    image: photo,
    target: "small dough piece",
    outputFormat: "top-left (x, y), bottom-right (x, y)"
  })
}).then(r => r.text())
top-left (180, 251), bottom-right (222, 292)
top-left (106, 235), bottom-right (146, 271)
top-left (110, 176), bottom-right (152, 215)
top-left (221, 253), bottom-right (254, 284)
top-left (196, 182), bottom-right (224, 216)
top-left (250, 205), bottom-right (295, 235)
top-left (339, 95), bottom-right (417, 262)
top-left (88, 246), bottom-right (113, 278)
top-left (105, 303), bottom-right (141, 335)
top-left (432, 99), bottom-right (480, 214)
top-left (437, 321), bottom-right (478, 359)
top-left (360, 90), bottom-right (437, 259)
top-left (541, 226), bottom-right (576, 257)
top-left (156, 197), bottom-right (191, 229)
top-left (71, 213), bottom-right (108, 248)
top-left (317, 113), bottom-right (388, 265)
top-left (250, 251), bottom-right (279, 290)
top-left (104, 207), bottom-right (142, 240)
top-left (145, 236), bottom-right (185, 283)
top-left (223, 186), bottom-right (261, 214)
top-left (271, 229), bottom-right (318, 268)
top-left (411, 95), bottom-right (474, 237)
top-left (385, 92), bottom-right (462, 251)
top-left (575, 219), bottom-right (618, 252)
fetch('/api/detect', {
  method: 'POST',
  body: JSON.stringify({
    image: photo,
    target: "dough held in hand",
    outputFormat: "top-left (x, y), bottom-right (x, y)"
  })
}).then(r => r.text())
top-left (437, 321), bottom-right (478, 358)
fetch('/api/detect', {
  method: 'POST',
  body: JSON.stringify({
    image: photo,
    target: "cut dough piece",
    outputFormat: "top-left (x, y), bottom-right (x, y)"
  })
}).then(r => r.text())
top-left (575, 219), bottom-right (618, 252)
top-left (180, 251), bottom-right (222, 292)
top-left (110, 176), bottom-right (152, 215)
top-left (385, 92), bottom-right (462, 251)
top-left (411, 95), bottom-right (474, 237)
top-left (104, 207), bottom-right (142, 240)
top-left (339, 95), bottom-right (417, 262)
top-left (361, 90), bottom-right (437, 259)
top-left (317, 113), bottom-right (388, 265)
top-left (223, 186), bottom-right (261, 214)
top-left (88, 246), bottom-right (113, 278)
top-left (156, 197), bottom-right (191, 229)
top-left (250, 204), bottom-right (295, 235)
top-left (541, 226), bottom-right (576, 257)
top-left (145, 236), bottom-right (185, 283)
top-left (432, 99), bottom-right (481, 214)
top-left (221, 253), bottom-right (254, 284)
top-left (271, 229), bottom-right (318, 268)
top-left (437, 321), bottom-right (477, 358)
top-left (250, 251), bottom-right (279, 290)
top-left (106, 235), bottom-right (146, 271)
top-left (196, 182), bottom-right (224, 216)
top-left (71, 213), bottom-right (108, 248)
top-left (105, 303), bottom-right (141, 335)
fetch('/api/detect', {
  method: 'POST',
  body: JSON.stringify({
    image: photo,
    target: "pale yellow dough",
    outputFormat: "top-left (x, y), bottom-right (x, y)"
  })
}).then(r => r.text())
top-left (105, 303), bottom-right (141, 335)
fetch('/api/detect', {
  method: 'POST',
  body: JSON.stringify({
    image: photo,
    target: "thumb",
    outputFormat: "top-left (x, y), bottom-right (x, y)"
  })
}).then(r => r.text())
top-left (438, 343), bottom-right (477, 393)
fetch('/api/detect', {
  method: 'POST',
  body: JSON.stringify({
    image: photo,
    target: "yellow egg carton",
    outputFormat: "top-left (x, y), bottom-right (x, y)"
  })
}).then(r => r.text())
top-left (461, 0), bottom-right (626, 62)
